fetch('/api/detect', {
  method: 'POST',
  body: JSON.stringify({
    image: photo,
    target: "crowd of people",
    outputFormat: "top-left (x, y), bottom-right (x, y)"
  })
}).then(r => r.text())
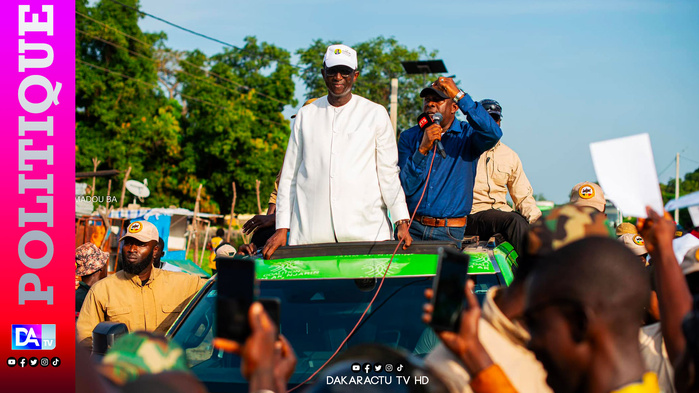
top-left (75, 43), bottom-right (699, 393)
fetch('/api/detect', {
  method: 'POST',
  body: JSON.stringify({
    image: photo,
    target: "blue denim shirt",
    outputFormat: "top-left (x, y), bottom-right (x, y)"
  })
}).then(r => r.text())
top-left (398, 94), bottom-right (502, 218)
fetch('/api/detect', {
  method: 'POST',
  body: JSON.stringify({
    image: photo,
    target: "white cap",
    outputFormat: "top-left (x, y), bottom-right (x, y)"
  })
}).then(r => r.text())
top-left (215, 244), bottom-right (237, 259)
top-left (323, 44), bottom-right (357, 70)
top-left (119, 220), bottom-right (159, 243)
top-left (680, 246), bottom-right (699, 276)
top-left (618, 233), bottom-right (648, 256)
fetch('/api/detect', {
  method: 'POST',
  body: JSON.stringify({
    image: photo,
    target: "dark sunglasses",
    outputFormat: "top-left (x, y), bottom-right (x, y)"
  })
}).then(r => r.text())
top-left (325, 66), bottom-right (354, 78)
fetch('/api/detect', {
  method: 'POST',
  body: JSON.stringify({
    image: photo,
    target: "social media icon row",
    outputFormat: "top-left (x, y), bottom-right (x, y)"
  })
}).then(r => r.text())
top-left (7, 357), bottom-right (60, 368)
top-left (350, 362), bottom-right (404, 373)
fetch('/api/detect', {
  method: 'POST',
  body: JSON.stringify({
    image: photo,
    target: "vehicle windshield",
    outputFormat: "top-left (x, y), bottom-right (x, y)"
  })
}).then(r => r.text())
top-left (170, 274), bottom-right (500, 392)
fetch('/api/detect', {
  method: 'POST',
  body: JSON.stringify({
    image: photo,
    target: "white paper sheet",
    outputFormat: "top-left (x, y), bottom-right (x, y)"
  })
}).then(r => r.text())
top-left (665, 190), bottom-right (699, 211)
top-left (689, 205), bottom-right (699, 228)
top-left (589, 133), bottom-right (664, 218)
top-left (673, 234), bottom-right (699, 265)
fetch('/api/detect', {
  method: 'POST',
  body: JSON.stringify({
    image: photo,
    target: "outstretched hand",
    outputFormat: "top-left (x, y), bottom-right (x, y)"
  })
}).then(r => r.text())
top-left (242, 214), bottom-right (276, 235)
top-left (212, 303), bottom-right (297, 391)
top-left (638, 206), bottom-right (675, 256)
top-left (422, 280), bottom-right (494, 375)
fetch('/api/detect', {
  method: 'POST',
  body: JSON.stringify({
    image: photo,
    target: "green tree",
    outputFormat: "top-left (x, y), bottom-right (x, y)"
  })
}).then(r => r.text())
top-left (76, 0), bottom-right (192, 208)
top-left (297, 37), bottom-right (438, 132)
top-left (661, 165), bottom-right (699, 229)
top-left (178, 37), bottom-right (297, 214)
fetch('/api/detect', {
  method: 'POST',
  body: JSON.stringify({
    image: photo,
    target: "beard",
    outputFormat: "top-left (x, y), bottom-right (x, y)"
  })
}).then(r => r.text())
top-left (122, 249), bottom-right (154, 275)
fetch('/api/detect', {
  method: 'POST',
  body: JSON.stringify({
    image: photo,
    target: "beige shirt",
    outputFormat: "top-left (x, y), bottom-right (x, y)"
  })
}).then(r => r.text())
top-left (77, 268), bottom-right (207, 346)
top-left (426, 287), bottom-right (552, 393)
top-left (471, 142), bottom-right (541, 223)
top-left (639, 323), bottom-right (675, 393)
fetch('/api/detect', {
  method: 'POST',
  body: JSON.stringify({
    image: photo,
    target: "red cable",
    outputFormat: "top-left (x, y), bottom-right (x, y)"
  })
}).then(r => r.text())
top-left (287, 146), bottom-right (439, 392)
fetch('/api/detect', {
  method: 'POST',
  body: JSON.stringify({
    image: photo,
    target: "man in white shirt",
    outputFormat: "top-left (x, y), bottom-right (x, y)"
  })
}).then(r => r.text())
top-left (262, 44), bottom-right (412, 258)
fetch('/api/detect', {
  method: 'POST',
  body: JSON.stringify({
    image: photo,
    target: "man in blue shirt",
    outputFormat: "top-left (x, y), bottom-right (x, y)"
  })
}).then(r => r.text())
top-left (398, 77), bottom-right (502, 247)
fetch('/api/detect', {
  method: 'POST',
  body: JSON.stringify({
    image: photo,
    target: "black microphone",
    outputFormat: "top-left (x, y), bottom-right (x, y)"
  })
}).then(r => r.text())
top-left (432, 113), bottom-right (447, 159)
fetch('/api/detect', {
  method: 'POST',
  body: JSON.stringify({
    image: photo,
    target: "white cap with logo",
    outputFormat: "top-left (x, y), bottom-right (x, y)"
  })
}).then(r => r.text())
top-left (324, 44), bottom-right (357, 70)
top-left (569, 181), bottom-right (606, 213)
top-left (618, 233), bottom-right (648, 256)
top-left (119, 220), bottom-right (160, 243)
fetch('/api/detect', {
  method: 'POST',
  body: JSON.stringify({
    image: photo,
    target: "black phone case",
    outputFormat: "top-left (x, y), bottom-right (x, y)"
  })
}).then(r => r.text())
top-left (216, 256), bottom-right (256, 343)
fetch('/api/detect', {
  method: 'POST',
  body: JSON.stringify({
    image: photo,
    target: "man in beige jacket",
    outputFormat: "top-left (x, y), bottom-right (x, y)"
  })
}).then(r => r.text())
top-left (465, 99), bottom-right (540, 253)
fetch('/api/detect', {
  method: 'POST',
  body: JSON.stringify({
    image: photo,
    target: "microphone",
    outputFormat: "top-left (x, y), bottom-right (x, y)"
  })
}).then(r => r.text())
top-left (432, 113), bottom-right (447, 159)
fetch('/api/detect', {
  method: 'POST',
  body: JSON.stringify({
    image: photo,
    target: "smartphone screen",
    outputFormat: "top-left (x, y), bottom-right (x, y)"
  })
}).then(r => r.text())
top-left (216, 256), bottom-right (256, 343)
top-left (430, 247), bottom-right (470, 332)
top-left (259, 297), bottom-right (281, 338)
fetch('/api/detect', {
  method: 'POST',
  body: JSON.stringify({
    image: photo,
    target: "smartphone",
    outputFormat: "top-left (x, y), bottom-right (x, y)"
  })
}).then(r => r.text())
top-left (216, 256), bottom-right (257, 343)
top-left (259, 297), bottom-right (281, 338)
top-left (430, 247), bottom-right (470, 332)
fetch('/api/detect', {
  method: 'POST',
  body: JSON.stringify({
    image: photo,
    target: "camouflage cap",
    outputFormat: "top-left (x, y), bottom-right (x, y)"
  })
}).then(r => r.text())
top-left (99, 331), bottom-right (190, 385)
top-left (615, 222), bottom-right (638, 237)
top-left (569, 182), bottom-right (606, 213)
top-left (618, 233), bottom-right (648, 256)
top-left (75, 242), bottom-right (109, 277)
top-left (527, 204), bottom-right (614, 257)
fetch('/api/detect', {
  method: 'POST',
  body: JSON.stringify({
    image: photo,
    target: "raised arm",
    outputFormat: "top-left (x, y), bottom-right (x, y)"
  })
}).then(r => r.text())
top-left (431, 77), bottom-right (502, 155)
top-left (640, 207), bottom-right (693, 366)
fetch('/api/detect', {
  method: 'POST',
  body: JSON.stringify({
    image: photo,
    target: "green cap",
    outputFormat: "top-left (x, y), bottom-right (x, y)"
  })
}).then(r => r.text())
top-left (99, 331), bottom-right (190, 385)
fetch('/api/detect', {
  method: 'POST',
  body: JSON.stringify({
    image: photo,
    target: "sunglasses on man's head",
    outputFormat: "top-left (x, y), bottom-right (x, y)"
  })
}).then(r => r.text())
top-left (325, 66), bottom-right (354, 78)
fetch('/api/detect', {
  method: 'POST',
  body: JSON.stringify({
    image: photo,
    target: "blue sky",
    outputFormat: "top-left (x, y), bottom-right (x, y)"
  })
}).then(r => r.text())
top-left (134, 0), bottom-right (699, 203)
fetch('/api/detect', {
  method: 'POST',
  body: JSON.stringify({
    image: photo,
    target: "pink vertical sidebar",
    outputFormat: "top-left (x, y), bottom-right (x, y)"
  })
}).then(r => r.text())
top-left (0, 1), bottom-right (75, 391)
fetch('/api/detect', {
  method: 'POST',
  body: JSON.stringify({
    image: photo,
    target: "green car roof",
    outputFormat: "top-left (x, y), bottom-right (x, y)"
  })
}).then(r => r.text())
top-left (253, 244), bottom-right (517, 285)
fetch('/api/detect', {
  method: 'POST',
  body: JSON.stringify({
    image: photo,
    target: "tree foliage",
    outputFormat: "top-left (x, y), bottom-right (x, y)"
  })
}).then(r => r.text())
top-left (77, 2), bottom-right (441, 214)
top-left (178, 38), bottom-right (296, 213)
top-left (297, 37), bottom-right (438, 132)
top-left (76, 1), bottom-right (294, 213)
top-left (661, 165), bottom-right (699, 229)
top-left (76, 0), bottom-right (189, 208)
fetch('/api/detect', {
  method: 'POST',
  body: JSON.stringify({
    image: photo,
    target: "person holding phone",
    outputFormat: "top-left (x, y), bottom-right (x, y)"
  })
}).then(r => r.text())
top-left (264, 44), bottom-right (412, 259)
top-left (423, 277), bottom-right (517, 393)
top-left (426, 205), bottom-right (613, 393)
top-left (398, 77), bottom-right (502, 248)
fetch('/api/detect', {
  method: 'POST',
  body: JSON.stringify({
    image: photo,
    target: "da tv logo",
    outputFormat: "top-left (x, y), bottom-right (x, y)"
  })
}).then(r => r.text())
top-left (12, 325), bottom-right (56, 350)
